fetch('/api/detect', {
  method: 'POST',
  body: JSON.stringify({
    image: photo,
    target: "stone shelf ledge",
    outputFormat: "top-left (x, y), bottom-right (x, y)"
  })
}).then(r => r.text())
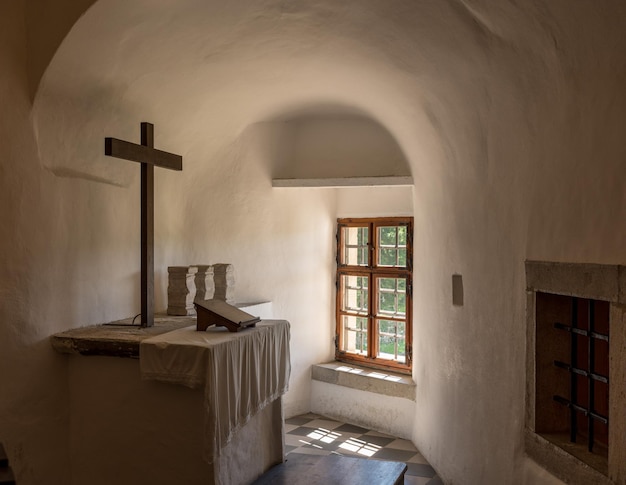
top-left (312, 362), bottom-right (416, 401)
top-left (272, 176), bottom-right (413, 188)
top-left (51, 302), bottom-right (272, 359)
top-left (51, 315), bottom-right (196, 358)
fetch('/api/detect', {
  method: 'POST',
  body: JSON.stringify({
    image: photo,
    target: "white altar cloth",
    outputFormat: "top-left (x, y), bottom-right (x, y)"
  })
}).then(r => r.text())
top-left (140, 320), bottom-right (290, 463)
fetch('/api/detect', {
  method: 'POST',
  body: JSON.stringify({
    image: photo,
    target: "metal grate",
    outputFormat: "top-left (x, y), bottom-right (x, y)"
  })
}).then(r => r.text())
top-left (553, 297), bottom-right (609, 453)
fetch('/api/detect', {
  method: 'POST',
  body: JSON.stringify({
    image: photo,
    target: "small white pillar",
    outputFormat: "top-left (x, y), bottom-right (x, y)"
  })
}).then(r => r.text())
top-left (167, 266), bottom-right (198, 316)
top-left (194, 265), bottom-right (215, 302)
top-left (213, 264), bottom-right (235, 304)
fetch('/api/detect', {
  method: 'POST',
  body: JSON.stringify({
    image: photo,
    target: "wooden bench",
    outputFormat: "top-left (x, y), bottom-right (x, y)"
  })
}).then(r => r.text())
top-left (253, 454), bottom-right (407, 485)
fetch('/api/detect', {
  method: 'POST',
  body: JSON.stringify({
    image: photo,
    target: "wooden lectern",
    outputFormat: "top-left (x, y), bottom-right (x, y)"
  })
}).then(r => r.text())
top-left (194, 299), bottom-right (260, 332)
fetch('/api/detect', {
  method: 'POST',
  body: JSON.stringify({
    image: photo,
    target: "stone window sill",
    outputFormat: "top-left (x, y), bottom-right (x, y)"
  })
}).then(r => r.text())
top-left (312, 362), bottom-right (416, 401)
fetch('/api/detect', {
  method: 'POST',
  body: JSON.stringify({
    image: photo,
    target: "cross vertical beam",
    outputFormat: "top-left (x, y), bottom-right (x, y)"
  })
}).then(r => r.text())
top-left (105, 122), bottom-right (183, 327)
top-left (141, 123), bottom-right (155, 326)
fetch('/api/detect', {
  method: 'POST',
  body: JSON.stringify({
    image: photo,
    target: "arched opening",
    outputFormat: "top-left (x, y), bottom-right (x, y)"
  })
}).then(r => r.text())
top-left (32, 0), bottom-right (426, 419)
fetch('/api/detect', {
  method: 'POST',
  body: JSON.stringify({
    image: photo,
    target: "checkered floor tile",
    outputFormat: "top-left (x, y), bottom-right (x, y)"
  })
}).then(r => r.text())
top-left (285, 413), bottom-right (442, 484)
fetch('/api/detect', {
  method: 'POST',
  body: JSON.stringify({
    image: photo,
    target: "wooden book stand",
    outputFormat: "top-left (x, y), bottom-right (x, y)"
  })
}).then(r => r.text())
top-left (195, 299), bottom-right (260, 332)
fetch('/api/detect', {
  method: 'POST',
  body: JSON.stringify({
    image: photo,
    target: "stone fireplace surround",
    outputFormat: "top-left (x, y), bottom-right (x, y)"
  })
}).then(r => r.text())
top-left (525, 261), bottom-right (626, 484)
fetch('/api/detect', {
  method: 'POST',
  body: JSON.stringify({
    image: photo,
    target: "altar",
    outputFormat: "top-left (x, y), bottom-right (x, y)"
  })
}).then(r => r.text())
top-left (52, 316), bottom-right (291, 485)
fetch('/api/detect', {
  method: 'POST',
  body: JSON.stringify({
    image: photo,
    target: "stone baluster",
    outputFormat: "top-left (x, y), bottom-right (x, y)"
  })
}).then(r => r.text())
top-left (194, 265), bottom-right (215, 302)
top-left (167, 266), bottom-right (198, 316)
top-left (213, 263), bottom-right (235, 304)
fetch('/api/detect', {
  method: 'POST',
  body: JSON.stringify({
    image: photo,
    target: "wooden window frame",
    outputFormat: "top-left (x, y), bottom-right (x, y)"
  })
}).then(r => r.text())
top-left (335, 217), bottom-right (413, 374)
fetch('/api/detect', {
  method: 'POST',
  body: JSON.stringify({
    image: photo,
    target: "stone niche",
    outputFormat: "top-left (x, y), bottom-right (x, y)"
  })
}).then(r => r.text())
top-left (167, 264), bottom-right (234, 316)
top-left (525, 261), bottom-right (626, 485)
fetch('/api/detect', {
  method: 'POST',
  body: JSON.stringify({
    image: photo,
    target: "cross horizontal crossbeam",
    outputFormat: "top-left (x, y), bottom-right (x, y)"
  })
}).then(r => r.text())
top-left (105, 138), bottom-right (182, 171)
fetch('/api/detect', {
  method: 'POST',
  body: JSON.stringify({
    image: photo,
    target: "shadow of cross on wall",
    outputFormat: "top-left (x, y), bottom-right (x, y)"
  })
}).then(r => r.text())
top-left (105, 122), bottom-right (182, 327)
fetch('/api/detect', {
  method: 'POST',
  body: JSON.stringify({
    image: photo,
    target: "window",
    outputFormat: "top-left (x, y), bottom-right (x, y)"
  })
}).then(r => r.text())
top-left (525, 261), bottom-right (626, 484)
top-left (335, 217), bottom-right (413, 374)
top-left (535, 292), bottom-right (609, 473)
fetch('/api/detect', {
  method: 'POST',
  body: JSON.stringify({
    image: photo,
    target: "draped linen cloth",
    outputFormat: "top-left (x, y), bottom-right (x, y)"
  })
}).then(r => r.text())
top-left (140, 320), bottom-right (290, 463)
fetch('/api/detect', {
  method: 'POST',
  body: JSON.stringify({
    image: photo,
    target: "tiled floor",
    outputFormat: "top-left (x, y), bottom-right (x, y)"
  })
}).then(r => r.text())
top-left (285, 413), bottom-right (442, 485)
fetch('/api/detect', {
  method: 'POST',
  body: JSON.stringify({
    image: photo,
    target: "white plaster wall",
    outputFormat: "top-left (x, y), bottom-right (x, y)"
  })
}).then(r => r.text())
top-left (67, 357), bottom-right (210, 484)
top-left (336, 186), bottom-right (413, 218)
top-left (275, 117), bottom-right (411, 179)
top-left (0, 1), bottom-right (625, 484)
top-left (67, 356), bottom-right (284, 485)
top-left (0, 5), bottom-right (70, 483)
top-left (0, 2), bottom-right (139, 483)
top-left (311, 381), bottom-right (415, 440)
top-left (520, 458), bottom-right (565, 485)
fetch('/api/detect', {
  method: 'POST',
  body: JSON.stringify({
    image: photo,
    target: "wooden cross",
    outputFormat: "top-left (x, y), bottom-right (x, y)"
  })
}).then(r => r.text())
top-left (105, 122), bottom-right (182, 327)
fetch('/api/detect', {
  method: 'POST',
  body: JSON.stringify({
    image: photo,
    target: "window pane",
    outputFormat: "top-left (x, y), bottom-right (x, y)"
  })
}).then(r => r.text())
top-left (343, 226), bottom-right (368, 266)
top-left (379, 248), bottom-right (398, 266)
top-left (342, 315), bottom-right (368, 355)
top-left (379, 227), bottom-right (397, 246)
top-left (398, 226), bottom-right (407, 245)
top-left (342, 275), bottom-right (368, 314)
top-left (377, 277), bottom-right (406, 317)
top-left (379, 277), bottom-right (396, 290)
top-left (398, 249), bottom-right (407, 267)
top-left (377, 225), bottom-right (408, 268)
top-left (377, 320), bottom-right (406, 363)
top-left (398, 293), bottom-right (406, 314)
top-left (379, 291), bottom-right (397, 313)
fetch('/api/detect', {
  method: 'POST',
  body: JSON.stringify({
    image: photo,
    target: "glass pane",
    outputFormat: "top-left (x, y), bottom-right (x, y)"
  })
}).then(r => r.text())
top-left (379, 291), bottom-right (397, 313)
top-left (379, 248), bottom-right (397, 266)
top-left (398, 293), bottom-right (406, 314)
top-left (379, 277), bottom-right (396, 290)
top-left (377, 225), bottom-right (408, 268)
top-left (342, 275), bottom-right (368, 314)
top-left (342, 315), bottom-right (368, 355)
top-left (379, 227), bottom-right (397, 246)
top-left (377, 320), bottom-right (406, 363)
top-left (398, 226), bottom-right (407, 245)
top-left (377, 277), bottom-right (406, 317)
top-left (343, 226), bottom-right (368, 266)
